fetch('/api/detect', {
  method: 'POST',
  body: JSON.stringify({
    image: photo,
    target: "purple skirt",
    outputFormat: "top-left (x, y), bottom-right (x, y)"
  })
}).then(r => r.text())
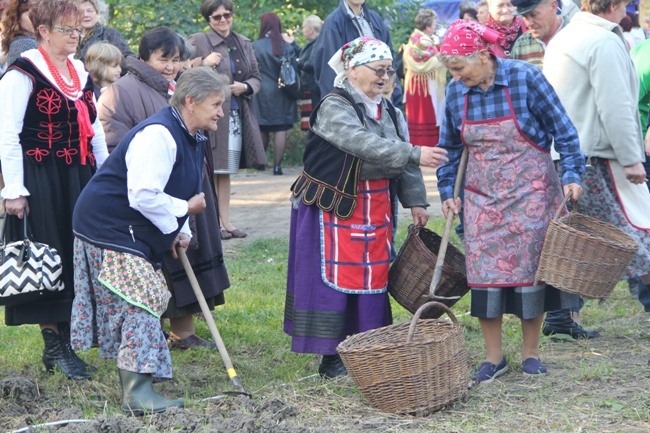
top-left (284, 201), bottom-right (392, 355)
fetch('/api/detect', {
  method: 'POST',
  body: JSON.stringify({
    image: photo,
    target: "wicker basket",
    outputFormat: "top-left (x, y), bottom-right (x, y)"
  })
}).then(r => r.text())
top-left (388, 225), bottom-right (469, 319)
top-left (337, 302), bottom-right (468, 415)
top-left (535, 194), bottom-right (639, 299)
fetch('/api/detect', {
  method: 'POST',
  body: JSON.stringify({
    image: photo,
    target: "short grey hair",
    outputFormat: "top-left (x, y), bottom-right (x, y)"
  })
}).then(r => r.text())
top-left (439, 52), bottom-right (482, 65)
top-left (303, 15), bottom-right (323, 34)
top-left (170, 67), bottom-right (231, 109)
top-left (580, 0), bottom-right (626, 15)
top-left (415, 9), bottom-right (437, 31)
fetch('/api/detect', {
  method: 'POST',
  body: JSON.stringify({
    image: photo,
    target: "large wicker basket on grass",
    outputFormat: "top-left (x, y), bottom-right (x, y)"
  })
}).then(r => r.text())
top-left (535, 195), bottom-right (638, 300)
top-left (337, 302), bottom-right (468, 416)
top-left (388, 225), bottom-right (469, 319)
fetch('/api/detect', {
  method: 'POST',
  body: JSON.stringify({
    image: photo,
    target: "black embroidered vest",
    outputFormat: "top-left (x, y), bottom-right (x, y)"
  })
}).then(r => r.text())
top-left (9, 58), bottom-right (97, 167)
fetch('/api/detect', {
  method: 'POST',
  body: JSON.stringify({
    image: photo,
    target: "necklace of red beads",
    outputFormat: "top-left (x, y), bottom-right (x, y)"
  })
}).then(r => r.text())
top-left (38, 46), bottom-right (81, 98)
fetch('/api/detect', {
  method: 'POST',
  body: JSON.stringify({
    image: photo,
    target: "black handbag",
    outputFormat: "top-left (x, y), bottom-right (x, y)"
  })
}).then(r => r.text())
top-left (0, 213), bottom-right (64, 306)
top-left (278, 54), bottom-right (301, 100)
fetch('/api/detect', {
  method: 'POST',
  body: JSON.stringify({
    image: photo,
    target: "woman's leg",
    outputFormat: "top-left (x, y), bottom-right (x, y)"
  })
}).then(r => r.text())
top-left (261, 131), bottom-right (270, 151)
top-left (214, 173), bottom-right (234, 232)
top-left (274, 130), bottom-right (287, 167)
top-left (478, 316), bottom-right (503, 363)
top-left (169, 315), bottom-right (194, 340)
top-left (521, 315), bottom-right (544, 360)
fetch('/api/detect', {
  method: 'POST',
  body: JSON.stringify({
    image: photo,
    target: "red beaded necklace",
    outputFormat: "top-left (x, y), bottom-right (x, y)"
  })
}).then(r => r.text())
top-left (38, 46), bottom-right (81, 98)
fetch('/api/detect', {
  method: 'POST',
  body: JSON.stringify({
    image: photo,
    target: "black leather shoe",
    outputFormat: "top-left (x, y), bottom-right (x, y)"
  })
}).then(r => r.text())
top-left (42, 329), bottom-right (91, 380)
top-left (542, 321), bottom-right (600, 339)
top-left (273, 165), bottom-right (283, 175)
top-left (318, 354), bottom-right (347, 379)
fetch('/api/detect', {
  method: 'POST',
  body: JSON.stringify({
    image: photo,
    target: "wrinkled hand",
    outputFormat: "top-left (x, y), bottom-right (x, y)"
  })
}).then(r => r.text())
top-left (624, 162), bottom-right (648, 185)
top-left (187, 193), bottom-right (206, 215)
top-left (410, 206), bottom-right (429, 227)
top-left (5, 196), bottom-right (29, 219)
top-left (563, 183), bottom-right (583, 201)
top-left (441, 197), bottom-right (461, 219)
top-left (202, 52), bottom-right (223, 68)
top-left (419, 146), bottom-right (448, 168)
top-left (230, 81), bottom-right (248, 97)
top-left (170, 232), bottom-right (190, 260)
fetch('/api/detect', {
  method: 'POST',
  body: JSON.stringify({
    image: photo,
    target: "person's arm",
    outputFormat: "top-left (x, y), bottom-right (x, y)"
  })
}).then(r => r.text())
top-left (125, 125), bottom-right (190, 234)
top-left (0, 69), bottom-right (31, 200)
top-left (312, 17), bottom-right (342, 97)
top-left (90, 99), bottom-right (108, 168)
top-left (241, 37), bottom-right (262, 97)
top-left (435, 87), bottom-right (465, 203)
top-left (105, 27), bottom-right (135, 59)
top-left (97, 82), bottom-right (136, 153)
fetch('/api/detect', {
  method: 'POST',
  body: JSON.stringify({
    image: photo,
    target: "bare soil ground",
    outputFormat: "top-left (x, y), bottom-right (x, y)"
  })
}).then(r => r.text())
top-left (225, 166), bottom-right (443, 245)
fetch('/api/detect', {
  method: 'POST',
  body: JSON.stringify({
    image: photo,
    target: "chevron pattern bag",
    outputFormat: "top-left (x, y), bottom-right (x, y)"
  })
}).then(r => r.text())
top-left (0, 213), bottom-right (64, 305)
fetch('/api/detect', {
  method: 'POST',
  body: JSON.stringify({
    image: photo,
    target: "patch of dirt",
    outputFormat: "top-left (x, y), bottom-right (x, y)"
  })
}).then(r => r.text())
top-left (226, 166), bottom-right (443, 245)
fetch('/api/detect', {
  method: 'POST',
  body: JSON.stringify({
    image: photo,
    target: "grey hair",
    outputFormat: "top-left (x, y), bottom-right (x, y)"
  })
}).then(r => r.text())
top-left (170, 67), bottom-right (231, 109)
top-left (580, 0), bottom-right (626, 15)
top-left (303, 14), bottom-right (323, 34)
top-left (439, 52), bottom-right (482, 65)
top-left (415, 9), bottom-right (437, 31)
top-left (476, 0), bottom-right (488, 8)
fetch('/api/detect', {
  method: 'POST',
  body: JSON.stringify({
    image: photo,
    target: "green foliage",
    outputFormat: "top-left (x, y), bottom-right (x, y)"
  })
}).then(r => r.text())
top-left (103, 0), bottom-right (425, 54)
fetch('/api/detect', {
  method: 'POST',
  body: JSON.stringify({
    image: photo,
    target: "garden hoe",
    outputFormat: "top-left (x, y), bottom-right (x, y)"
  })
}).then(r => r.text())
top-left (424, 147), bottom-right (468, 302)
top-left (177, 247), bottom-right (251, 398)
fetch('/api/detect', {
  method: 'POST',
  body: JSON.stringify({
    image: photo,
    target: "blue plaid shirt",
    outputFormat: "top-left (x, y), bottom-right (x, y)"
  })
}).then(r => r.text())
top-left (436, 57), bottom-right (584, 201)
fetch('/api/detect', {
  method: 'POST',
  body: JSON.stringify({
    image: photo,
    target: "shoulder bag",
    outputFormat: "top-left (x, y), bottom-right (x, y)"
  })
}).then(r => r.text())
top-left (278, 50), bottom-right (301, 100)
top-left (0, 213), bottom-right (64, 306)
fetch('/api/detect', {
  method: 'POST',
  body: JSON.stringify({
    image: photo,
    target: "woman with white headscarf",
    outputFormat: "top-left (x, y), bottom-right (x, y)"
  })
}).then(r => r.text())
top-left (283, 36), bottom-right (448, 379)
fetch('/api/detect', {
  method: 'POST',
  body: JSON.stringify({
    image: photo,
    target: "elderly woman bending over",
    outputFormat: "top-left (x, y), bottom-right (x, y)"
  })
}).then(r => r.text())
top-left (71, 67), bottom-right (227, 415)
top-left (436, 21), bottom-right (584, 384)
top-left (284, 37), bottom-right (448, 379)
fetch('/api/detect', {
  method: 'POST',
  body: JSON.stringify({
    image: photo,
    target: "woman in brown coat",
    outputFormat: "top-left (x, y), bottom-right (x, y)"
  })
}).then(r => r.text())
top-left (190, 0), bottom-right (267, 240)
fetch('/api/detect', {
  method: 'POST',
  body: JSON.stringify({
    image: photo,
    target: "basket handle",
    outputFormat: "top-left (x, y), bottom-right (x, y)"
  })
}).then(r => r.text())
top-left (553, 190), bottom-right (575, 221)
top-left (407, 301), bottom-right (459, 344)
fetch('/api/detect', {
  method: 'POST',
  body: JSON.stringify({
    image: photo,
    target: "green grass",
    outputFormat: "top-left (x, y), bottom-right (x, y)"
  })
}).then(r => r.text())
top-left (1, 218), bottom-right (650, 432)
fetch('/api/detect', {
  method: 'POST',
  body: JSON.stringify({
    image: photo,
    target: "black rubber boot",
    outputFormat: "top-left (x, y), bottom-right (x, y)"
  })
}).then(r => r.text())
top-left (119, 368), bottom-right (184, 416)
top-left (41, 329), bottom-right (91, 380)
top-left (318, 354), bottom-right (347, 379)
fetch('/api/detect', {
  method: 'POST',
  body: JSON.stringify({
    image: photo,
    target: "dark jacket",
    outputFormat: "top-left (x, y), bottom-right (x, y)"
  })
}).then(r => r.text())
top-left (97, 56), bottom-right (169, 152)
top-left (298, 38), bottom-right (319, 94)
top-left (76, 23), bottom-right (134, 73)
top-left (252, 37), bottom-right (298, 127)
top-left (190, 29), bottom-right (267, 169)
top-left (73, 107), bottom-right (202, 268)
top-left (312, 0), bottom-right (402, 107)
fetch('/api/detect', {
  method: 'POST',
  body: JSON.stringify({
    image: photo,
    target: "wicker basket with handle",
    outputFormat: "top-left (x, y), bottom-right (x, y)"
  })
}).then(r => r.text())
top-left (535, 192), bottom-right (639, 299)
top-left (337, 302), bottom-right (468, 416)
top-left (388, 225), bottom-right (469, 319)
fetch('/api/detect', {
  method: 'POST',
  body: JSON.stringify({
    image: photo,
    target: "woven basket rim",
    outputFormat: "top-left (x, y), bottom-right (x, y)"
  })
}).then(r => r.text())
top-left (553, 214), bottom-right (638, 250)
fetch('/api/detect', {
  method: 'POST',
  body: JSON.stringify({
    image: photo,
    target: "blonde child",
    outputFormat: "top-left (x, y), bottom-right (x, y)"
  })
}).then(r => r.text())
top-left (84, 41), bottom-right (123, 98)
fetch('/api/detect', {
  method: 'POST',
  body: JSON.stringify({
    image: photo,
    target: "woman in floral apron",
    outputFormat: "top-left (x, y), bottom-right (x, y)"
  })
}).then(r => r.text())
top-left (436, 20), bottom-right (585, 383)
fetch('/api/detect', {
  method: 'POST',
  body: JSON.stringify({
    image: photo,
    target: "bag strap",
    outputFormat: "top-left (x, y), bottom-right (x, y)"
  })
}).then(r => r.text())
top-left (2, 212), bottom-right (28, 244)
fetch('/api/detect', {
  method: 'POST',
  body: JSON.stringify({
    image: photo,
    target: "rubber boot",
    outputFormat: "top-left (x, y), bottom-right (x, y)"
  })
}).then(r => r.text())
top-left (41, 329), bottom-right (91, 380)
top-left (119, 368), bottom-right (184, 416)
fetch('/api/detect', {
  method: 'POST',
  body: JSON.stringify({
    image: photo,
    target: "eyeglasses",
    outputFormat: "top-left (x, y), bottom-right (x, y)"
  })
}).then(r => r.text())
top-left (52, 26), bottom-right (83, 35)
top-left (210, 12), bottom-right (233, 22)
top-left (362, 64), bottom-right (396, 79)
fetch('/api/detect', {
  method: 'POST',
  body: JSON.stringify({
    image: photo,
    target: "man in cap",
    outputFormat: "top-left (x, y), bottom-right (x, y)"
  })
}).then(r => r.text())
top-left (545, 0), bottom-right (650, 331)
top-left (510, 0), bottom-right (599, 340)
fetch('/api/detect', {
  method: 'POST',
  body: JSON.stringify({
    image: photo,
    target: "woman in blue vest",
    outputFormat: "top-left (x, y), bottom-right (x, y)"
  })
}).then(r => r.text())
top-left (70, 67), bottom-right (227, 415)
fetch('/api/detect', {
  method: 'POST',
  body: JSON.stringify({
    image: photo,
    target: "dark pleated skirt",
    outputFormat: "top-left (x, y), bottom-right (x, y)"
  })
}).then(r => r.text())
top-left (283, 201), bottom-right (392, 355)
top-left (161, 169), bottom-right (229, 318)
top-left (5, 157), bottom-right (94, 325)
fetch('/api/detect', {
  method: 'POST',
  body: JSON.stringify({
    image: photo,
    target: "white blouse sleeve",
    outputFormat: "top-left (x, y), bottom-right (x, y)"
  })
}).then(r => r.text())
top-left (125, 125), bottom-right (190, 234)
top-left (0, 70), bottom-right (32, 199)
top-left (91, 93), bottom-right (109, 167)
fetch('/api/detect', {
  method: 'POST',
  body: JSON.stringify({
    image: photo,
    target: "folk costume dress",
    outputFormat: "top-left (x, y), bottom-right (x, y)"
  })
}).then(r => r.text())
top-left (71, 107), bottom-right (203, 378)
top-left (403, 29), bottom-right (446, 147)
top-left (437, 57), bottom-right (584, 318)
top-left (284, 81), bottom-right (428, 355)
top-left (0, 48), bottom-right (108, 325)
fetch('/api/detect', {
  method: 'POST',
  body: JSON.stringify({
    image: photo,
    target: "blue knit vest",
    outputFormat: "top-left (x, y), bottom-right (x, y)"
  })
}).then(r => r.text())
top-left (73, 107), bottom-right (203, 268)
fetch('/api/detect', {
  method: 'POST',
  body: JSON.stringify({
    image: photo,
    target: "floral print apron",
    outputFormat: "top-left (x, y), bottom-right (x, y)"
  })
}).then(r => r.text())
top-left (461, 87), bottom-right (564, 287)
